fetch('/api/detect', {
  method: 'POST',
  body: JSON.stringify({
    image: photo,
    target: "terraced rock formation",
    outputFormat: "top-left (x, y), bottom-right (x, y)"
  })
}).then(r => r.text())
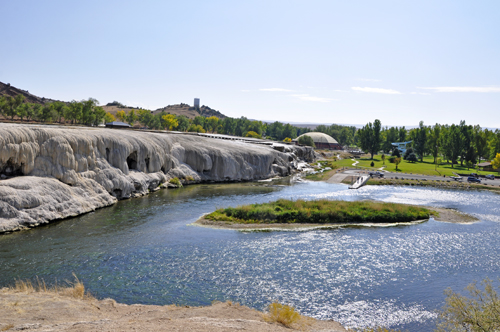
top-left (0, 124), bottom-right (314, 233)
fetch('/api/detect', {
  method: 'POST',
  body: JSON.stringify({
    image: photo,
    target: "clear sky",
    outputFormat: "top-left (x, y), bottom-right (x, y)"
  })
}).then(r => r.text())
top-left (1, 0), bottom-right (499, 128)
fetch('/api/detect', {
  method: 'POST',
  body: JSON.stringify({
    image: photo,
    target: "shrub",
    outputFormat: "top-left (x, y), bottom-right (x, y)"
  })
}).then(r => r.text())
top-left (298, 135), bottom-right (316, 148)
top-left (169, 177), bottom-right (181, 186)
top-left (370, 161), bottom-right (375, 167)
top-left (245, 131), bottom-right (262, 139)
top-left (407, 153), bottom-right (418, 163)
top-left (263, 302), bottom-right (313, 329)
top-left (283, 137), bottom-right (292, 143)
top-left (388, 156), bottom-right (396, 163)
top-left (186, 176), bottom-right (194, 182)
top-left (436, 278), bottom-right (500, 332)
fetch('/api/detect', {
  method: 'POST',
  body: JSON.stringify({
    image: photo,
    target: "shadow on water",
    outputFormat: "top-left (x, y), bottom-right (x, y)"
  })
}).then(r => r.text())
top-left (1, 180), bottom-right (500, 331)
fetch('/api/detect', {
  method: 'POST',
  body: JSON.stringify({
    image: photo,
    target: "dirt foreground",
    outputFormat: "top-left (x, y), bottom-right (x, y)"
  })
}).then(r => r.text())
top-left (0, 288), bottom-right (346, 332)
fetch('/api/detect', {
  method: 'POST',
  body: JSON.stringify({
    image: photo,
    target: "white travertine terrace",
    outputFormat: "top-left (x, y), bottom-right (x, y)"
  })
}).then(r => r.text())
top-left (0, 124), bottom-right (314, 232)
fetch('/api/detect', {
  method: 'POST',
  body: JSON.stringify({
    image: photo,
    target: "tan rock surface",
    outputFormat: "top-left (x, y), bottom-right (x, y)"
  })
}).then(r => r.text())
top-left (0, 288), bottom-right (346, 332)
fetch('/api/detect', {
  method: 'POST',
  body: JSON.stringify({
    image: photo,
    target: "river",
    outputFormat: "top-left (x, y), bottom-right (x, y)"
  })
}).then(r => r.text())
top-left (1, 179), bottom-right (499, 331)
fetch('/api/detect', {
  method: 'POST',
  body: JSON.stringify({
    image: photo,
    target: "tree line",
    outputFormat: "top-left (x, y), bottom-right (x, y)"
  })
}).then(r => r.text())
top-left (0, 96), bottom-right (315, 141)
top-left (0, 95), bottom-right (106, 126)
top-left (357, 118), bottom-right (500, 166)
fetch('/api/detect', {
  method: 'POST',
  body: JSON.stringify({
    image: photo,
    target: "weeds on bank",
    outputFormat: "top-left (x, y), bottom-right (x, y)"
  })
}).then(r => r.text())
top-left (263, 302), bottom-right (314, 330)
top-left (169, 177), bottom-right (182, 186)
top-left (9, 274), bottom-right (93, 300)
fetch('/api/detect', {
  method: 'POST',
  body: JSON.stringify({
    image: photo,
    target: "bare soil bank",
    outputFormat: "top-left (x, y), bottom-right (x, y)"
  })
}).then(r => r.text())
top-left (0, 288), bottom-right (346, 332)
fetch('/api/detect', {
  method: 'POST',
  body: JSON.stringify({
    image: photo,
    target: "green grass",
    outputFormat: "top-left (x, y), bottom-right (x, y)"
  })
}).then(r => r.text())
top-left (333, 155), bottom-right (499, 177)
top-left (205, 199), bottom-right (432, 224)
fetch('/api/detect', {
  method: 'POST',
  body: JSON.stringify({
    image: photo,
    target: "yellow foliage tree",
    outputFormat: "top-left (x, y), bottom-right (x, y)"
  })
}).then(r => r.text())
top-left (206, 116), bottom-right (219, 133)
top-left (492, 153), bottom-right (500, 173)
top-left (283, 137), bottom-right (292, 143)
top-left (162, 114), bottom-right (179, 130)
top-left (104, 112), bottom-right (116, 123)
top-left (116, 110), bottom-right (126, 121)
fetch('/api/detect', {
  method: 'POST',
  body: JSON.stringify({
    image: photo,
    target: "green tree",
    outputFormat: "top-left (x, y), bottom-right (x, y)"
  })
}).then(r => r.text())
top-left (282, 123), bottom-right (297, 140)
top-left (92, 106), bottom-right (106, 126)
top-left (414, 121), bottom-right (427, 162)
top-left (4, 95), bottom-right (25, 119)
top-left (32, 104), bottom-right (43, 122)
top-left (407, 153), bottom-right (418, 163)
top-left (40, 103), bottom-right (55, 122)
top-left (298, 135), bottom-right (315, 147)
top-left (81, 98), bottom-right (99, 126)
top-left (394, 157), bottom-right (401, 171)
top-left (428, 124), bottom-right (441, 164)
top-left (358, 119), bottom-right (382, 159)
top-left (66, 101), bottom-right (83, 124)
top-left (16, 103), bottom-right (30, 121)
top-left (125, 109), bottom-right (138, 125)
top-left (52, 101), bottom-right (67, 123)
top-left (473, 125), bottom-right (488, 162)
top-left (176, 115), bottom-right (190, 132)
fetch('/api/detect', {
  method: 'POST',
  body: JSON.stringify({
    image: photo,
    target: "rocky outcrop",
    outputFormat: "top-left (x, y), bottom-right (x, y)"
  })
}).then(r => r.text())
top-left (0, 124), bottom-right (314, 232)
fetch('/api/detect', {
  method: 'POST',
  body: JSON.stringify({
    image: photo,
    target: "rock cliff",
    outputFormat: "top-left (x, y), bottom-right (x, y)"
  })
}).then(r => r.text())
top-left (0, 124), bottom-right (314, 232)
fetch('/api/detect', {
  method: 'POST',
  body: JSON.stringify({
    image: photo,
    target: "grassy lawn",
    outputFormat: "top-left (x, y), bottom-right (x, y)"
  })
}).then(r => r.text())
top-left (205, 199), bottom-right (432, 224)
top-left (333, 155), bottom-right (499, 177)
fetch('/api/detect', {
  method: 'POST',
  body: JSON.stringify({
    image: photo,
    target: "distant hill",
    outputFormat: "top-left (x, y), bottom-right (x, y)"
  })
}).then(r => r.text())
top-left (152, 103), bottom-right (227, 119)
top-left (1, 81), bottom-right (225, 119)
top-left (0, 81), bottom-right (61, 104)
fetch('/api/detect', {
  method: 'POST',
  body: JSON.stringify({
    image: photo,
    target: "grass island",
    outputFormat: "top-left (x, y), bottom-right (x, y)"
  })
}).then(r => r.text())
top-left (196, 199), bottom-right (477, 230)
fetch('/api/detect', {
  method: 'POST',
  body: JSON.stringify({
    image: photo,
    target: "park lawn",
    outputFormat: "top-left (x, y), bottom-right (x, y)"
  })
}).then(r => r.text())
top-left (333, 155), bottom-right (499, 177)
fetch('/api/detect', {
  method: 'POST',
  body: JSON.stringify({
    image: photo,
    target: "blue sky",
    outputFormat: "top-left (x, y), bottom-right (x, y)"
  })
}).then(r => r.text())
top-left (1, 0), bottom-right (499, 128)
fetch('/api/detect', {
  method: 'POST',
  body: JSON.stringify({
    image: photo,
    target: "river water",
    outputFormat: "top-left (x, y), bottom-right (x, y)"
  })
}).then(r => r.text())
top-left (1, 179), bottom-right (500, 331)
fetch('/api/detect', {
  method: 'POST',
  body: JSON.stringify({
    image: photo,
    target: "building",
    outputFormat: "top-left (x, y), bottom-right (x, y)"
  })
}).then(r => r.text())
top-left (295, 132), bottom-right (342, 150)
top-left (194, 98), bottom-right (200, 109)
top-left (391, 141), bottom-right (412, 154)
top-left (105, 121), bottom-right (131, 129)
top-left (477, 161), bottom-right (499, 172)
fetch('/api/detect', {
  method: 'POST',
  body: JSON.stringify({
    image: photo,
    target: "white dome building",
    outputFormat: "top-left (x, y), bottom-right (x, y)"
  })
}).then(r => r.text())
top-left (295, 132), bottom-right (342, 150)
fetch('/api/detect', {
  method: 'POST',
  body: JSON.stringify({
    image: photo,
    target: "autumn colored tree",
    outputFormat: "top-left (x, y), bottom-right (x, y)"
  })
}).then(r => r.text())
top-left (162, 114), bottom-right (178, 130)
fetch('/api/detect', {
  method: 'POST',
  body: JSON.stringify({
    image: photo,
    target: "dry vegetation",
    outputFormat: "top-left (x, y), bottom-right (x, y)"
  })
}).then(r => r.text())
top-left (9, 274), bottom-right (93, 300)
top-left (263, 302), bottom-right (315, 330)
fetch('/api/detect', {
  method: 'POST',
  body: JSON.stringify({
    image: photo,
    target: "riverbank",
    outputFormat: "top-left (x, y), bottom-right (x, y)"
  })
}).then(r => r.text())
top-left (0, 287), bottom-right (346, 332)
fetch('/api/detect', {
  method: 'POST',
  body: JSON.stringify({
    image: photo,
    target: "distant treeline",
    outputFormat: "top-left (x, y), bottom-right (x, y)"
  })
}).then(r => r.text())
top-left (357, 119), bottom-right (500, 164)
top-left (0, 95), bottom-right (106, 126)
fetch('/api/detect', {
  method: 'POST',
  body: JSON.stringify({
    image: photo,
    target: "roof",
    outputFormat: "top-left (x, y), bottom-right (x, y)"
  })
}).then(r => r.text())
top-left (105, 121), bottom-right (131, 127)
top-left (297, 132), bottom-right (338, 144)
top-left (477, 162), bottom-right (492, 167)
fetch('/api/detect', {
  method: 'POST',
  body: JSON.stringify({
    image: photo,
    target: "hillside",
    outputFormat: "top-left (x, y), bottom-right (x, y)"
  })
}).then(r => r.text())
top-left (0, 81), bottom-right (61, 105)
top-left (0, 81), bottom-right (227, 120)
top-left (152, 103), bottom-right (227, 119)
